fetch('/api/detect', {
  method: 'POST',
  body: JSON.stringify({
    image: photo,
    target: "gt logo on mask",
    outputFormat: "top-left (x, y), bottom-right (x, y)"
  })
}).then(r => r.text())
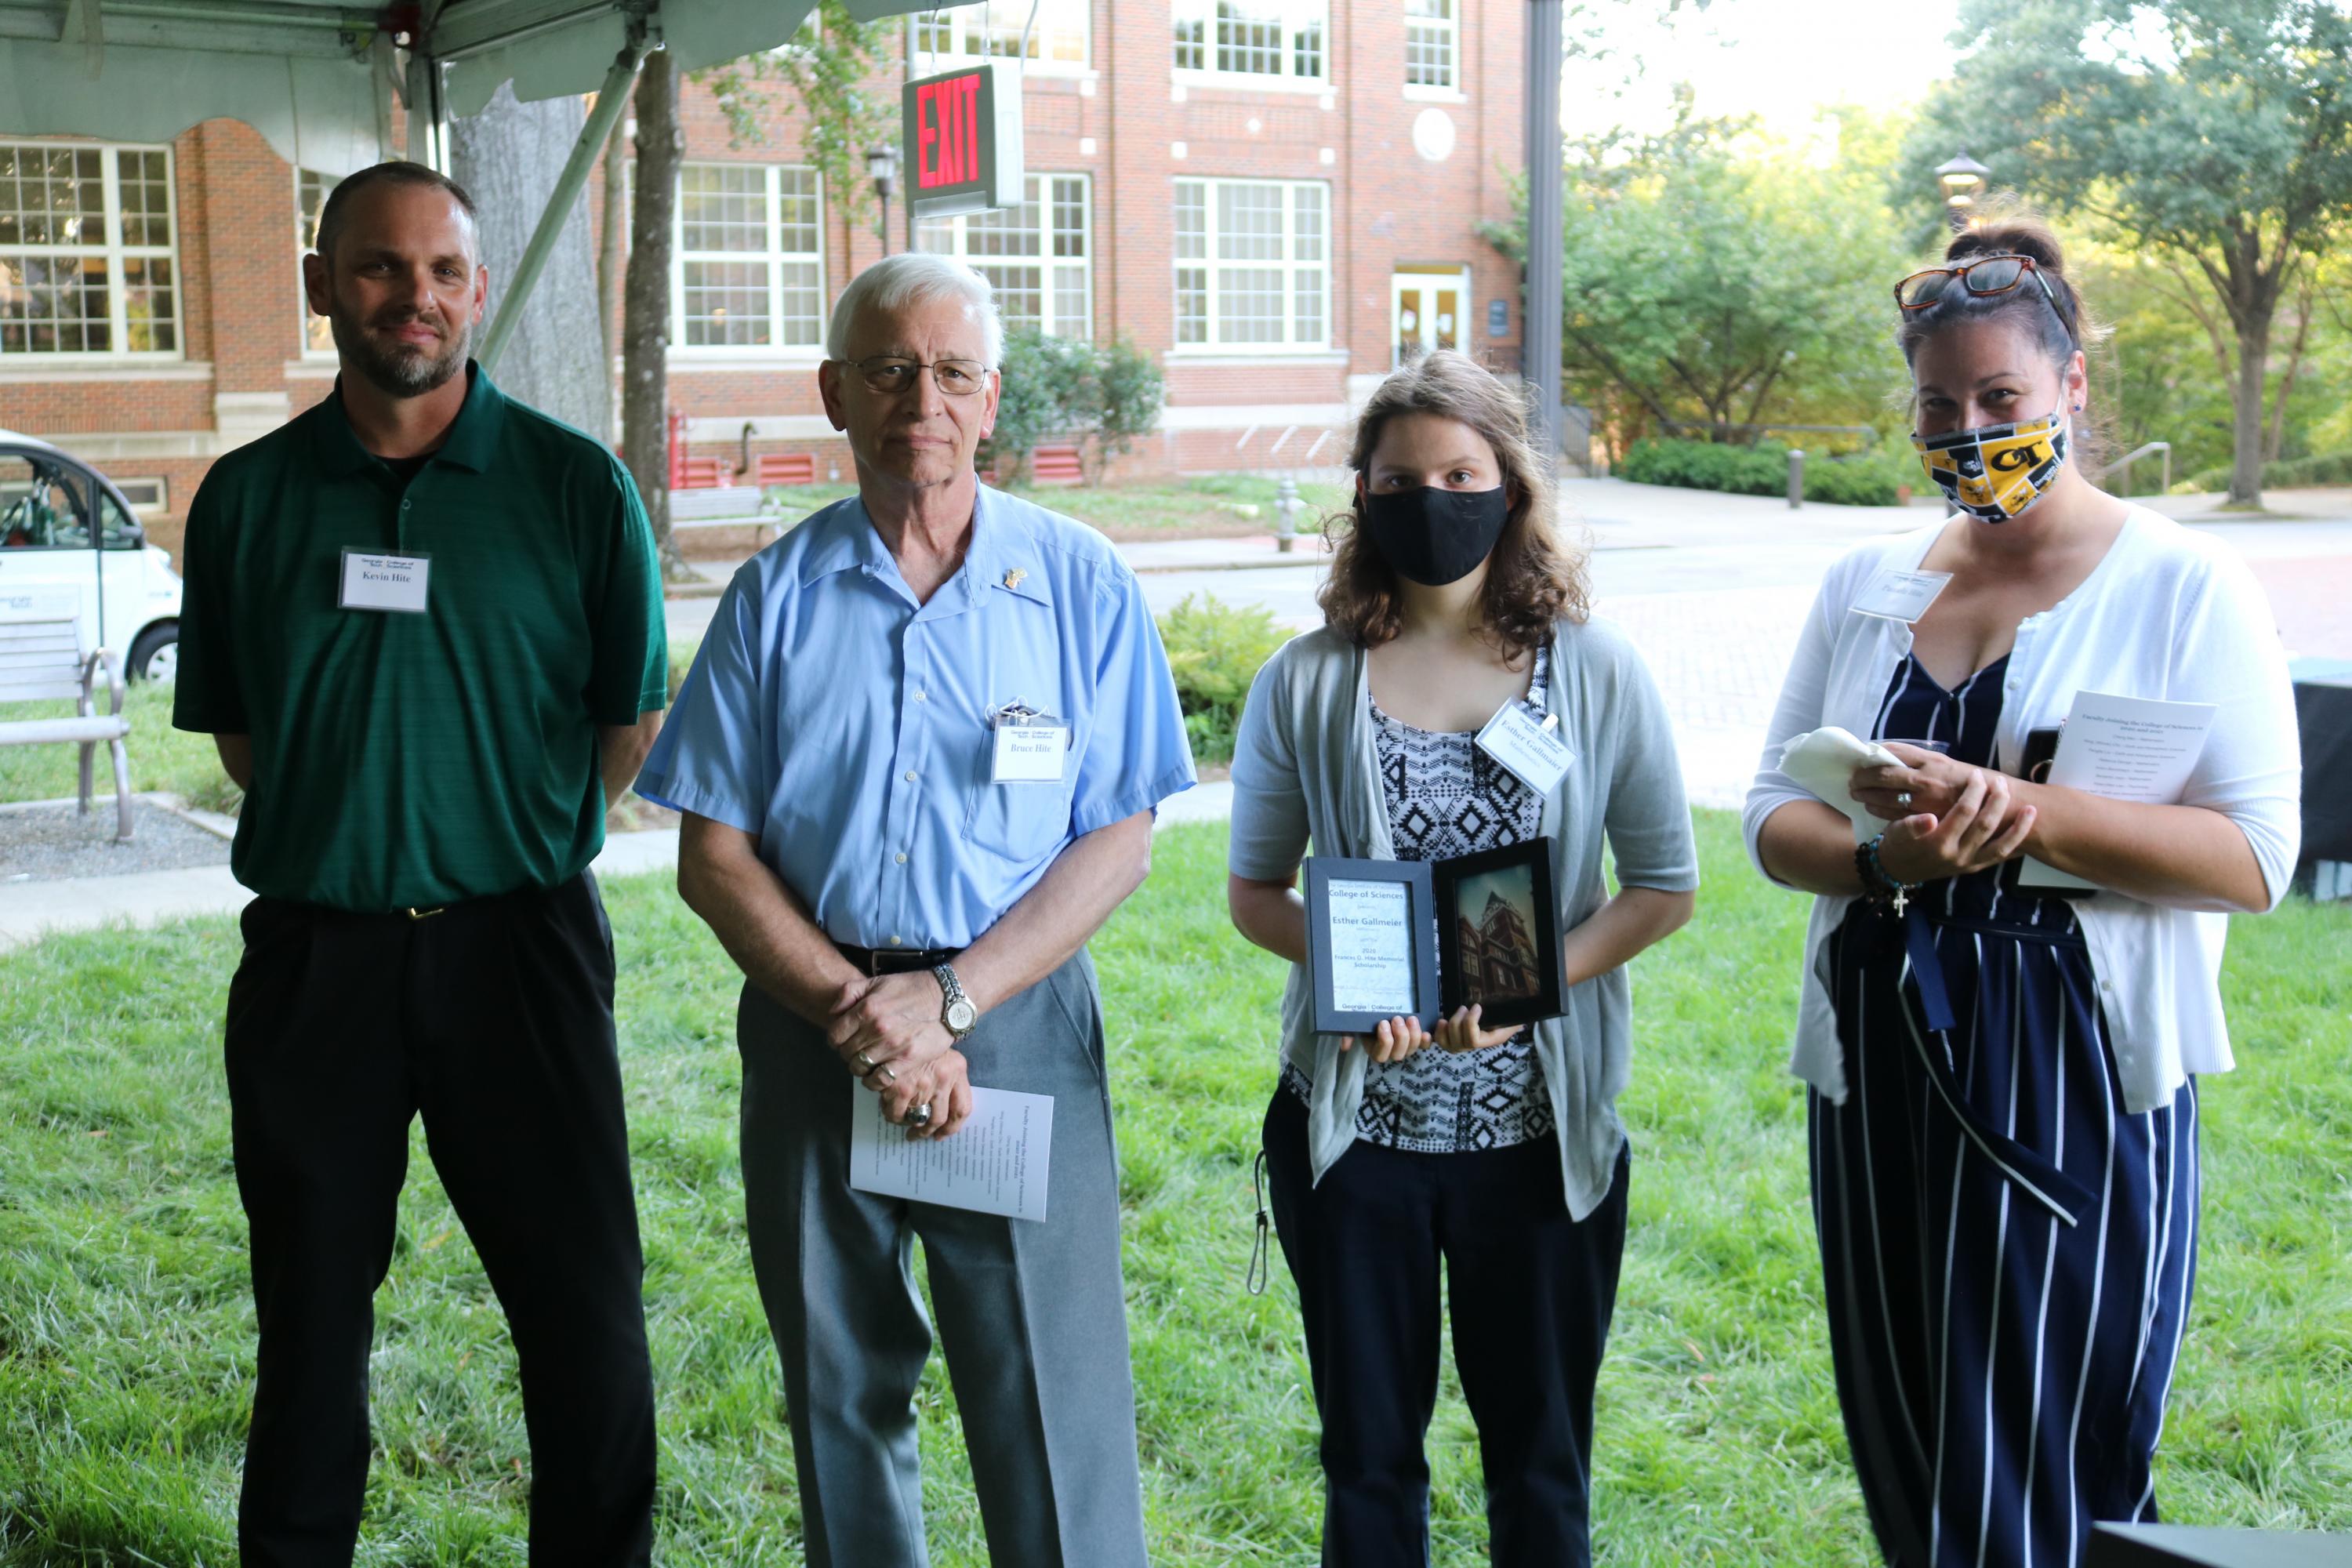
top-left (1911, 412), bottom-right (2071, 523)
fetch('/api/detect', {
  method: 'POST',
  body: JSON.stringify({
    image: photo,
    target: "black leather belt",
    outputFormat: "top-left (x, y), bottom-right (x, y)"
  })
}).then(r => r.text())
top-left (835, 942), bottom-right (960, 976)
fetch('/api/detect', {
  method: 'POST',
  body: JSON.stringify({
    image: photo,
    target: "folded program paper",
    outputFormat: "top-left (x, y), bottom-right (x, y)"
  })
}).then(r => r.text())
top-left (1779, 726), bottom-right (1903, 841)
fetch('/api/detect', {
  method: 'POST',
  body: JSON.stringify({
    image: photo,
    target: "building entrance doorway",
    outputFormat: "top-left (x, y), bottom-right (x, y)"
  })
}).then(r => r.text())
top-left (1392, 267), bottom-right (1470, 366)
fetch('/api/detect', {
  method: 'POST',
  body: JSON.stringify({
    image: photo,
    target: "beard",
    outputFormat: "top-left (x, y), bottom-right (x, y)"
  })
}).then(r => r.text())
top-left (327, 289), bottom-right (471, 397)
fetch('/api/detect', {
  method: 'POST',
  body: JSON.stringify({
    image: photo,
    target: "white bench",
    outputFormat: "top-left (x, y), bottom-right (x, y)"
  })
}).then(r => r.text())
top-left (670, 485), bottom-right (782, 539)
top-left (0, 607), bottom-right (132, 842)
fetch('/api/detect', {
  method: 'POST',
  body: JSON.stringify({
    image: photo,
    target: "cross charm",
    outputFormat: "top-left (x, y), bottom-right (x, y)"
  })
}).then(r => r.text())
top-left (1892, 886), bottom-right (1910, 917)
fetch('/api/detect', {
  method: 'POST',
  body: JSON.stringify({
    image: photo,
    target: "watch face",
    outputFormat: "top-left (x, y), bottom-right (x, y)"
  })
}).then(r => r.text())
top-left (947, 999), bottom-right (978, 1032)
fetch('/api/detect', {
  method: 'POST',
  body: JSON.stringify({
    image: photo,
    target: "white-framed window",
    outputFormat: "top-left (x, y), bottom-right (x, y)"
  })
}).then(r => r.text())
top-left (915, 0), bottom-right (1088, 70)
top-left (670, 163), bottom-right (825, 352)
top-left (916, 173), bottom-right (1093, 341)
top-left (0, 141), bottom-right (180, 359)
top-left (1173, 178), bottom-right (1327, 350)
top-left (1405, 0), bottom-right (1456, 90)
top-left (296, 168), bottom-right (339, 357)
top-left (1172, 0), bottom-right (1327, 84)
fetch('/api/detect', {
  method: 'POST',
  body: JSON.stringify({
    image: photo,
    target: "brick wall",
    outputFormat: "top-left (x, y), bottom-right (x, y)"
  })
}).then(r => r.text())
top-left (8, 0), bottom-right (1523, 512)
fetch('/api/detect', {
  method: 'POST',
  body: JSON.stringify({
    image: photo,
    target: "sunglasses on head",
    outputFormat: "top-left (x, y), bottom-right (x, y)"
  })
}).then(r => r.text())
top-left (1894, 252), bottom-right (2078, 347)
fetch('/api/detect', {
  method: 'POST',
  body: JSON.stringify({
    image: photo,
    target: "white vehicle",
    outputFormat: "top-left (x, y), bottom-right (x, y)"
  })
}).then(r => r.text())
top-left (0, 429), bottom-right (183, 682)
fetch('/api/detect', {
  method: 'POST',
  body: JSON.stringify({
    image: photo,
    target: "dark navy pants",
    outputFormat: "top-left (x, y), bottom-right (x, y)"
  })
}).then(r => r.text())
top-left (1813, 903), bottom-right (2198, 1568)
top-left (1264, 1087), bottom-right (1628, 1568)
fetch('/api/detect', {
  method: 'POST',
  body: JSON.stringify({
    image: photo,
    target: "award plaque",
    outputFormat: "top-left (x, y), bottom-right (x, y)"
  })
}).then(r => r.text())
top-left (1304, 857), bottom-right (1442, 1034)
top-left (1433, 839), bottom-right (1563, 1030)
top-left (1305, 838), bottom-right (1565, 1036)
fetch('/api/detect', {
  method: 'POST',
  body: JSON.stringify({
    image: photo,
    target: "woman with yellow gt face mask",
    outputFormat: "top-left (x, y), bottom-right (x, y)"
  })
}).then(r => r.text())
top-left (1743, 216), bottom-right (2303, 1566)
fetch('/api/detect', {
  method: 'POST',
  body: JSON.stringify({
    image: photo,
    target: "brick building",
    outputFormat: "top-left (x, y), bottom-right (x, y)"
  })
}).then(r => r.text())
top-left (1, 0), bottom-right (1523, 555)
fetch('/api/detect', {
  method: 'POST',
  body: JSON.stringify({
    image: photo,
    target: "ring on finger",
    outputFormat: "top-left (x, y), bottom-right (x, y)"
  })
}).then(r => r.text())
top-left (1896, 790), bottom-right (1914, 808)
top-left (853, 1050), bottom-right (878, 1074)
top-left (874, 1064), bottom-right (896, 1087)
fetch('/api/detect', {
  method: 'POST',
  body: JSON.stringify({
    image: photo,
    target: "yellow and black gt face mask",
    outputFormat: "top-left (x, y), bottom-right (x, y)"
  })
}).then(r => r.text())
top-left (1911, 412), bottom-right (2070, 523)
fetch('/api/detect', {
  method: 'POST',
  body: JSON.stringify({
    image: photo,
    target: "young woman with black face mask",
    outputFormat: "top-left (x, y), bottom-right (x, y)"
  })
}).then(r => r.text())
top-left (1745, 216), bottom-right (2303, 1566)
top-left (1225, 350), bottom-right (1698, 1567)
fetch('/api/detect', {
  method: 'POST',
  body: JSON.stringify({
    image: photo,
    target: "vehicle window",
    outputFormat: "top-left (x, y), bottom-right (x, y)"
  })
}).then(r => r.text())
top-left (97, 486), bottom-right (143, 550)
top-left (0, 455), bottom-right (93, 550)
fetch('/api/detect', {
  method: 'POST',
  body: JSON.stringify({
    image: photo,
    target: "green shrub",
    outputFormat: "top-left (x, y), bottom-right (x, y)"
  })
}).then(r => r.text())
top-left (2179, 448), bottom-right (2352, 493)
top-left (1619, 437), bottom-right (1905, 505)
top-left (982, 328), bottom-right (1167, 483)
top-left (1156, 592), bottom-right (1289, 764)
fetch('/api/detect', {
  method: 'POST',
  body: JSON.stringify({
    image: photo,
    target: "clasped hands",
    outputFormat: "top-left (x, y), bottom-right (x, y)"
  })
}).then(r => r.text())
top-left (1340, 1004), bottom-right (1515, 1065)
top-left (826, 970), bottom-right (975, 1139)
top-left (1848, 742), bottom-right (2039, 884)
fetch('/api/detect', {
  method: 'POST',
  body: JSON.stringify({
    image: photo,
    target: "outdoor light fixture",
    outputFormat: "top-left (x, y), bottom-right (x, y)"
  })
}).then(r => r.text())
top-left (1936, 151), bottom-right (1989, 232)
top-left (867, 142), bottom-right (901, 256)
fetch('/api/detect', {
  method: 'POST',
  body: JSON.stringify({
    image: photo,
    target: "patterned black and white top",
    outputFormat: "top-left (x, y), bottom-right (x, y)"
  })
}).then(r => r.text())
top-left (1282, 646), bottom-right (1555, 1152)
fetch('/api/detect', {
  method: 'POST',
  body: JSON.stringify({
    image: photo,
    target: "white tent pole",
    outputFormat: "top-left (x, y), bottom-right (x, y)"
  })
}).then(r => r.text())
top-left (476, 33), bottom-right (649, 376)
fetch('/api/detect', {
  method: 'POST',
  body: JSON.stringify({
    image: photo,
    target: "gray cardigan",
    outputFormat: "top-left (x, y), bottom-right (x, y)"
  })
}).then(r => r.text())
top-left (1228, 617), bottom-right (1700, 1221)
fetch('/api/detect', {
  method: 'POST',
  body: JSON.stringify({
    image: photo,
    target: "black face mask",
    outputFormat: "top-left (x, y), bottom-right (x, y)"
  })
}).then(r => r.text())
top-left (1358, 485), bottom-right (1510, 587)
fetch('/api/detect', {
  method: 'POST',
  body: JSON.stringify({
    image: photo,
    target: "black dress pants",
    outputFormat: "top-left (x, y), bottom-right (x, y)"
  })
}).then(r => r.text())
top-left (223, 873), bottom-right (655, 1567)
top-left (1263, 1088), bottom-right (1629, 1568)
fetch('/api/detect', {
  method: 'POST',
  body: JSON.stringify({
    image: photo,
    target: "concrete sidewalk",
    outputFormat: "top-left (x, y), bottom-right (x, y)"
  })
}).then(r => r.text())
top-left (0, 783), bottom-right (1239, 950)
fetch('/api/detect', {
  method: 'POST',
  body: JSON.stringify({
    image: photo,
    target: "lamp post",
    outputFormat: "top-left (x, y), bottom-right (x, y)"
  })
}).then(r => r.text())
top-left (867, 142), bottom-right (900, 256)
top-left (1936, 151), bottom-right (1989, 233)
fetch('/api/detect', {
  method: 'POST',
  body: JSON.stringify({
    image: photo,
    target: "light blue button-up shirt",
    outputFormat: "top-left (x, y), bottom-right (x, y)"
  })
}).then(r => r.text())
top-left (637, 485), bottom-right (1196, 949)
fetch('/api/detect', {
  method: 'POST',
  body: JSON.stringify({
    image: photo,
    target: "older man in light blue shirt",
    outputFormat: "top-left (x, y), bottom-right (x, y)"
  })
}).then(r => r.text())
top-left (637, 252), bottom-right (1191, 1568)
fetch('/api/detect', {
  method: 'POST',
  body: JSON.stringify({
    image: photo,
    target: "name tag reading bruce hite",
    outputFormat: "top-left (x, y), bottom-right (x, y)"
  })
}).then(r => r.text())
top-left (990, 702), bottom-right (1069, 783)
top-left (338, 547), bottom-right (431, 614)
top-left (1475, 700), bottom-right (1574, 793)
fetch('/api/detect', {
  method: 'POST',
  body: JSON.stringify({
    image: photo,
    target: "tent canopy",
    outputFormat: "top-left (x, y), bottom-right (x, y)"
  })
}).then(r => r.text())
top-left (0, 0), bottom-right (930, 175)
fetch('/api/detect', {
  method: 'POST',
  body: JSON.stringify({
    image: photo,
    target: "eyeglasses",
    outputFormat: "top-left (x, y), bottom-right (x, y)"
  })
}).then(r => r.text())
top-left (844, 354), bottom-right (993, 397)
top-left (1893, 252), bottom-right (2078, 346)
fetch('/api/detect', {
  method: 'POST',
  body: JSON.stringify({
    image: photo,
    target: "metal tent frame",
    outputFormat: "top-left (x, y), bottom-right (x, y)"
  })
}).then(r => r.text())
top-left (0, 0), bottom-right (953, 371)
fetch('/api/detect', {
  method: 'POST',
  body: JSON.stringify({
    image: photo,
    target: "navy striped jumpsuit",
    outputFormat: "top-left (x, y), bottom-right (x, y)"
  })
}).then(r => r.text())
top-left (1810, 652), bottom-right (2200, 1568)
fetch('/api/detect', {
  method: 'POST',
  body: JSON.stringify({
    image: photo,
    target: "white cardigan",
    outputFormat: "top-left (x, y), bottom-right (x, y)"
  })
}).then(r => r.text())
top-left (1742, 507), bottom-right (2303, 1115)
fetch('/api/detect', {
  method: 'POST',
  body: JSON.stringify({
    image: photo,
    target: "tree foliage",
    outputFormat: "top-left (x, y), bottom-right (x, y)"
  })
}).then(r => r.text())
top-left (692, 4), bottom-right (894, 233)
top-left (1486, 102), bottom-right (1909, 451)
top-left (984, 328), bottom-right (1166, 483)
top-left (1911, 0), bottom-right (2352, 503)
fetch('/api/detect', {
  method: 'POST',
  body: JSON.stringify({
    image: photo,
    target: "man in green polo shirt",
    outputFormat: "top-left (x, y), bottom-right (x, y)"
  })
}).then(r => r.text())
top-left (172, 161), bottom-right (666, 1566)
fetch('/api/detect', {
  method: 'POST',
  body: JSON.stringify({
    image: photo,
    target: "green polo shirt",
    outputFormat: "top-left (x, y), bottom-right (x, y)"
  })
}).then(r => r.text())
top-left (172, 365), bottom-right (668, 912)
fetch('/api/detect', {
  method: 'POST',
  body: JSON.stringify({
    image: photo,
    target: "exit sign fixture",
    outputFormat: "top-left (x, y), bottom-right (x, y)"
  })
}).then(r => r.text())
top-left (904, 61), bottom-right (1025, 219)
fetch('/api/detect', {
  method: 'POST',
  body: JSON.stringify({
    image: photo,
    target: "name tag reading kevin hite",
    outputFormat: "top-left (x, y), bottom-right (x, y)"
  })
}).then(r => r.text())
top-left (338, 548), bottom-right (432, 614)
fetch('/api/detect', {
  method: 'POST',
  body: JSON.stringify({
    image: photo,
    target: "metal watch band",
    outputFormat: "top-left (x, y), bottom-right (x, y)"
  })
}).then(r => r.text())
top-left (935, 962), bottom-right (977, 1038)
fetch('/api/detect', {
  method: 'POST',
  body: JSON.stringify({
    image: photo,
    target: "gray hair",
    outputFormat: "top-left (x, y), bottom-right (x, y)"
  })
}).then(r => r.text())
top-left (825, 252), bottom-right (1004, 367)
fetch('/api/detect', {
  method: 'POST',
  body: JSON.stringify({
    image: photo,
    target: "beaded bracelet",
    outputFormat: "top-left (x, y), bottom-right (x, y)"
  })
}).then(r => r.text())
top-left (1855, 833), bottom-right (1920, 913)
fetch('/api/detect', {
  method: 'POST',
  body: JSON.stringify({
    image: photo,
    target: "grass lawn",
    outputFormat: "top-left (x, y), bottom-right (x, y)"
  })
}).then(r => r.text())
top-left (1, 813), bottom-right (2346, 1564)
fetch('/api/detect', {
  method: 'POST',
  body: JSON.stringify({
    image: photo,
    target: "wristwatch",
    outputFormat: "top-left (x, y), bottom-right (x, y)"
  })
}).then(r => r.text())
top-left (935, 962), bottom-right (978, 1040)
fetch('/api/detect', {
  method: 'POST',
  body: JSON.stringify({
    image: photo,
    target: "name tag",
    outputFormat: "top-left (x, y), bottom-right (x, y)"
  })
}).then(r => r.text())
top-left (1849, 568), bottom-right (1951, 623)
top-left (993, 724), bottom-right (1069, 782)
top-left (339, 548), bottom-right (431, 614)
top-left (1475, 701), bottom-right (1573, 793)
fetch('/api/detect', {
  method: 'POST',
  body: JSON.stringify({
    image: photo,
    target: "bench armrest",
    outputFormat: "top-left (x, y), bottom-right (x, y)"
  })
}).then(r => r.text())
top-left (82, 647), bottom-right (127, 719)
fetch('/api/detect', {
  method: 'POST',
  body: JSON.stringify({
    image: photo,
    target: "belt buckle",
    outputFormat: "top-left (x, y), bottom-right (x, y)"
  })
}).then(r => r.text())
top-left (405, 905), bottom-right (446, 920)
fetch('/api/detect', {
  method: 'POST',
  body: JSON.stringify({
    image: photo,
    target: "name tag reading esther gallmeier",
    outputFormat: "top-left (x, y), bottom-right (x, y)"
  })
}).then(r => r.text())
top-left (1475, 701), bottom-right (1573, 793)
top-left (990, 701), bottom-right (1069, 782)
top-left (338, 548), bottom-right (431, 614)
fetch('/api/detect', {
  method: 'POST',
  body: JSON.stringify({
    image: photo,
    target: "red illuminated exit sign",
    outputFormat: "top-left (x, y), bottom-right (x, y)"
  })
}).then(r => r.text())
top-left (903, 62), bottom-right (1025, 220)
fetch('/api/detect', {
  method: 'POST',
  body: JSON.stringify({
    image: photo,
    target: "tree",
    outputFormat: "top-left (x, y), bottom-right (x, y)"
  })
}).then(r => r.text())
top-left (622, 48), bottom-right (686, 578)
top-left (694, 5), bottom-right (894, 256)
top-left (450, 83), bottom-right (611, 441)
top-left (1483, 103), bottom-right (1908, 450)
top-left (1915, 0), bottom-right (2352, 506)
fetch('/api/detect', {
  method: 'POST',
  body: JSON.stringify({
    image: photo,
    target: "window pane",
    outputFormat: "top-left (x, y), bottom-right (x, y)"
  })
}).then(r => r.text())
top-left (915, 214), bottom-right (957, 252)
top-left (1215, 0), bottom-right (1286, 75)
top-left (122, 254), bottom-right (175, 351)
top-left (1176, 267), bottom-right (1207, 343)
top-left (1292, 185), bottom-right (1324, 262)
top-left (114, 148), bottom-right (173, 247)
top-left (1292, 16), bottom-right (1322, 78)
top-left (1051, 177), bottom-right (1087, 258)
top-left (1406, 0), bottom-right (1454, 87)
top-left (779, 260), bottom-right (822, 346)
top-left (1054, 264), bottom-right (1090, 339)
top-left (966, 189), bottom-right (1043, 259)
top-left (776, 168), bottom-right (820, 256)
top-left (1173, 15), bottom-right (1205, 70)
top-left (980, 263), bottom-right (1044, 329)
top-left (682, 259), bottom-right (771, 345)
top-left (0, 253), bottom-right (111, 354)
top-left (1174, 182), bottom-right (1207, 260)
top-left (1217, 184), bottom-right (1283, 261)
top-left (681, 165), bottom-right (769, 253)
top-left (298, 169), bottom-right (339, 352)
top-left (0, 143), bottom-right (106, 247)
top-left (1294, 270), bottom-right (1324, 343)
top-left (1217, 267), bottom-right (1285, 343)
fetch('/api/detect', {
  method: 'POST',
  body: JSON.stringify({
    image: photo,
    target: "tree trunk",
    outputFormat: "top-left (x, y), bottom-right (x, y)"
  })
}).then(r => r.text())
top-left (597, 104), bottom-right (628, 445)
top-left (2227, 303), bottom-right (2274, 508)
top-left (449, 82), bottom-right (610, 441)
top-left (623, 50), bottom-right (688, 577)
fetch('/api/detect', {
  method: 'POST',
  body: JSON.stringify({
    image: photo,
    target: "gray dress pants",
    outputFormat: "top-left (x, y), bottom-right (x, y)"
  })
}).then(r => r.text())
top-left (736, 949), bottom-right (1149, 1568)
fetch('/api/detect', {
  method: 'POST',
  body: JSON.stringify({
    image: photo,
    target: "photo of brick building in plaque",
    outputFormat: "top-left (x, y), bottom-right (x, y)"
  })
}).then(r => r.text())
top-left (0, 0), bottom-right (1525, 563)
top-left (1454, 872), bottom-right (1541, 1004)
